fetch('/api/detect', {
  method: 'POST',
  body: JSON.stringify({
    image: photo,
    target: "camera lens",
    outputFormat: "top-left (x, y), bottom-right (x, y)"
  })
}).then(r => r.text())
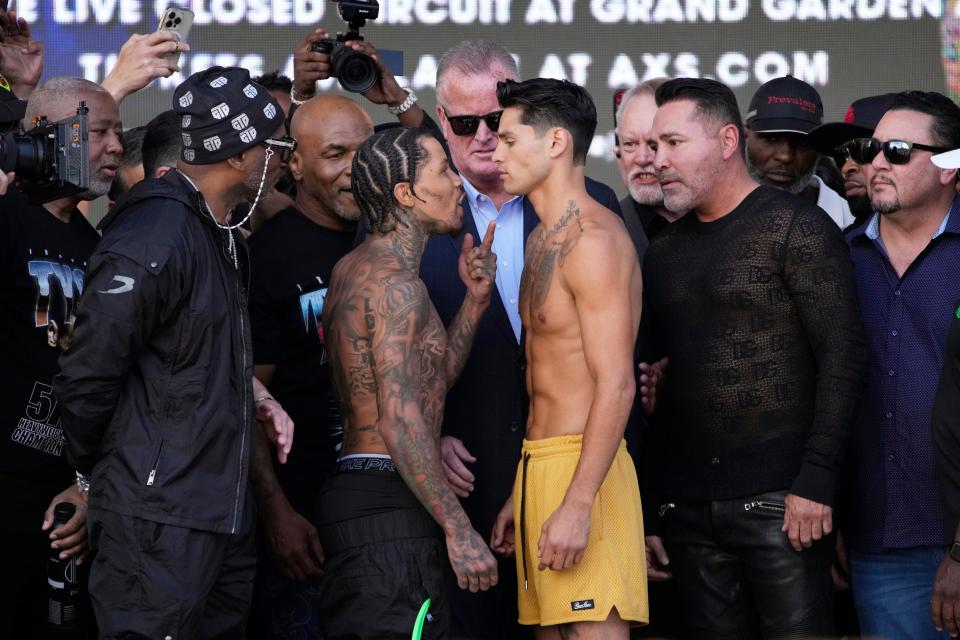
top-left (331, 47), bottom-right (377, 93)
top-left (0, 131), bottom-right (49, 178)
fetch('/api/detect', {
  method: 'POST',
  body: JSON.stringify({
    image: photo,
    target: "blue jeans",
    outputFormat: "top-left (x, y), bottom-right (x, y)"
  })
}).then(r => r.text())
top-left (850, 546), bottom-right (950, 640)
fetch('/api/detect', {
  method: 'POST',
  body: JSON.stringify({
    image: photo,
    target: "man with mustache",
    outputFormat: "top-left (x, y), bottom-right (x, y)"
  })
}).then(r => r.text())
top-left (809, 94), bottom-right (895, 228)
top-left (0, 77), bottom-right (120, 635)
top-left (642, 77), bottom-right (867, 638)
top-left (842, 91), bottom-right (960, 640)
top-left (745, 75), bottom-right (854, 229)
top-left (320, 126), bottom-right (499, 639)
top-left (615, 78), bottom-right (684, 259)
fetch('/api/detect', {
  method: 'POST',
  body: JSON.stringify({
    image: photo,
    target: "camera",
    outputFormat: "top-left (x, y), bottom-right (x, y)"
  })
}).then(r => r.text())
top-left (311, 0), bottom-right (380, 93)
top-left (0, 102), bottom-right (89, 204)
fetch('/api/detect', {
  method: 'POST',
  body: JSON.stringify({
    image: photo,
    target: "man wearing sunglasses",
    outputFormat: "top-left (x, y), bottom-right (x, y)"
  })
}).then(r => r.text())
top-left (842, 90), bottom-right (960, 640)
top-left (809, 94), bottom-right (895, 228)
top-left (744, 75), bottom-right (855, 229)
top-left (54, 67), bottom-right (296, 638)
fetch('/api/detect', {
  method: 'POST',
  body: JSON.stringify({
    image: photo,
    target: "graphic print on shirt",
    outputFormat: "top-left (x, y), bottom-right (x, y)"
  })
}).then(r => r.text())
top-left (11, 381), bottom-right (64, 457)
top-left (299, 276), bottom-right (329, 365)
top-left (297, 276), bottom-right (344, 447)
top-left (28, 257), bottom-right (86, 350)
top-left (11, 255), bottom-right (86, 458)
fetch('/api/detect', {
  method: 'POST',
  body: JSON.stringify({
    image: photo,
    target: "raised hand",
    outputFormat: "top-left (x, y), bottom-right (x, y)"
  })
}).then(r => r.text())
top-left (458, 220), bottom-right (497, 306)
top-left (101, 31), bottom-right (189, 104)
top-left (0, 10), bottom-right (42, 99)
top-left (446, 526), bottom-right (499, 592)
top-left (292, 28), bottom-right (332, 99)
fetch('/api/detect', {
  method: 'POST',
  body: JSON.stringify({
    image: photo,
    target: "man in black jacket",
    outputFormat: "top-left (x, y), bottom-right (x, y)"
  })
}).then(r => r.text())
top-left (55, 66), bottom-right (294, 638)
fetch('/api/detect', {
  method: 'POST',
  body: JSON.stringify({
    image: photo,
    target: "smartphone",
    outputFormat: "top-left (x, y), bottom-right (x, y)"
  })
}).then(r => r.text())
top-left (157, 7), bottom-right (194, 66)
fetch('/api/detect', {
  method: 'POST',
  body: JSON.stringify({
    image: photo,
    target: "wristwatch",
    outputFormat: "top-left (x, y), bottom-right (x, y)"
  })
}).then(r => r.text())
top-left (388, 89), bottom-right (418, 116)
top-left (950, 541), bottom-right (960, 563)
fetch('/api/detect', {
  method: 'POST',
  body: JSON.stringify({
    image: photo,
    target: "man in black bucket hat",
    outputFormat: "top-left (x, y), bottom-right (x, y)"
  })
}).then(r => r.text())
top-left (55, 66), bottom-right (296, 639)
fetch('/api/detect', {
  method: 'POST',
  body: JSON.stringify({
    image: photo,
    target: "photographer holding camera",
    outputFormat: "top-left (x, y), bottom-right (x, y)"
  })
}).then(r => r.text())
top-left (0, 76), bottom-right (121, 635)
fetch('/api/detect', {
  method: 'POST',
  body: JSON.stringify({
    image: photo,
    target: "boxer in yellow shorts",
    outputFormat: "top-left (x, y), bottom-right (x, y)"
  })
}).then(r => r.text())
top-left (489, 79), bottom-right (648, 638)
top-left (512, 435), bottom-right (647, 628)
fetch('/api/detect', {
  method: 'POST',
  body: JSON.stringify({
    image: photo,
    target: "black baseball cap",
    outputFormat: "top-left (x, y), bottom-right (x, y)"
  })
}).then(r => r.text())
top-left (745, 75), bottom-right (823, 135)
top-left (0, 75), bottom-right (26, 126)
top-left (808, 93), bottom-right (896, 155)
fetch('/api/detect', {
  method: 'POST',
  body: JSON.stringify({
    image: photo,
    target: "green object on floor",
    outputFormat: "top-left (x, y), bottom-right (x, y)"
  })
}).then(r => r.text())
top-left (412, 598), bottom-right (432, 640)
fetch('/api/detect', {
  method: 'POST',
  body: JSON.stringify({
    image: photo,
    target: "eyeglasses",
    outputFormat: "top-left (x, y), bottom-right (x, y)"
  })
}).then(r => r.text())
top-left (858, 137), bottom-right (951, 165)
top-left (442, 108), bottom-right (503, 136)
top-left (263, 136), bottom-right (298, 163)
top-left (831, 139), bottom-right (868, 168)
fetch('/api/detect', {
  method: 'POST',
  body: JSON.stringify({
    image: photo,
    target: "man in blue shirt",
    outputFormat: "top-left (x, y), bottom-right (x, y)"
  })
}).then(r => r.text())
top-left (844, 90), bottom-right (960, 639)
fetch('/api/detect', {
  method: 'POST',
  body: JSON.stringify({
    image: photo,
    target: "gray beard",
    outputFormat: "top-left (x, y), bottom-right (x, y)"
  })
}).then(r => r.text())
top-left (746, 156), bottom-right (815, 195)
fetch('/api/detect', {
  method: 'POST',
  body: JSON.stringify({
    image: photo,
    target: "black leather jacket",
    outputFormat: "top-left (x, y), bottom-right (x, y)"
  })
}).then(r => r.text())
top-left (55, 171), bottom-right (254, 534)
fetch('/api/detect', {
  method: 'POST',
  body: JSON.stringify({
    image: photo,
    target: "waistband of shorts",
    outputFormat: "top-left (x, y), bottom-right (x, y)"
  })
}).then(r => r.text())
top-left (318, 507), bottom-right (439, 555)
top-left (336, 453), bottom-right (397, 474)
top-left (521, 434), bottom-right (627, 459)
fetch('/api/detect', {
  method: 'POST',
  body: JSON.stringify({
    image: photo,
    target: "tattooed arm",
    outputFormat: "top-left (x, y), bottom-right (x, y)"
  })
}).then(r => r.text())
top-left (369, 278), bottom-right (499, 593)
top-left (444, 220), bottom-right (498, 388)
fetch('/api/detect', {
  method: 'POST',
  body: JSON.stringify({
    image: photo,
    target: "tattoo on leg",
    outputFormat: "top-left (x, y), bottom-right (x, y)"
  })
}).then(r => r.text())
top-left (558, 623), bottom-right (580, 640)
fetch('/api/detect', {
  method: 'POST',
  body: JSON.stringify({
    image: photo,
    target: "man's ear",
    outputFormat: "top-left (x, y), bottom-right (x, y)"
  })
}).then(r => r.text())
top-left (719, 123), bottom-right (741, 161)
top-left (393, 181), bottom-right (416, 209)
top-left (288, 149), bottom-right (304, 182)
top-left (155, 166), bottom-right (172, 178)
top-left (939, 167), bottom-right (959, 188)
top-left (226, 150), bottom-right (249, 173)
top-left (548, 127), bottom-right (571, 160)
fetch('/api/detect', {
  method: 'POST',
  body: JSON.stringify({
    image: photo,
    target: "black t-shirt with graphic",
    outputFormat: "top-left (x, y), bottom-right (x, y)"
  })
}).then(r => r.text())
top-left (249, 206), bottom-right (356, 515)
top-left (0, 189), bottom-right (100, 522)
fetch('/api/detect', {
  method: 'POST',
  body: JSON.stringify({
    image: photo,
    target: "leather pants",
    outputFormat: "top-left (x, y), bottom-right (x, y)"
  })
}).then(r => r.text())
top-left (660, 490), bottom-right (836, 639)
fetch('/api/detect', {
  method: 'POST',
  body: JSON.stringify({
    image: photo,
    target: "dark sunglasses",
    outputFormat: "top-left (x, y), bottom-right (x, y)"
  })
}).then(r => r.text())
top-left (263, 136), bottom-right (298, 163)
top-left (831, 139), bottom-right (868, 168)
top-left (442, 108), bottom-right (502, 136)
top-left (857, 137), bottom-right (951, 165)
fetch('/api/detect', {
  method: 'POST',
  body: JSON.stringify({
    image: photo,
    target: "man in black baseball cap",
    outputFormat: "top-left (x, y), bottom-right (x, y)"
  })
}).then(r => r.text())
top-left (745, 75), bottom-right (854, 228)
top-left (55, 66), bottom-right (297, 639)
top-left (809, 94), bottom-right (895, 223)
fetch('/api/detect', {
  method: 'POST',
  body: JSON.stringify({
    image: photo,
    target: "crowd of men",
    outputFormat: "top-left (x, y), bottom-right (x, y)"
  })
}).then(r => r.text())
top-left (3, 7), bottom-right (960, 640)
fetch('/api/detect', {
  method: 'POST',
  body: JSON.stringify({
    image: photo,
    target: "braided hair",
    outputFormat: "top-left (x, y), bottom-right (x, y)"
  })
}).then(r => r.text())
top-left (352, 127), bottom-right (431, 234)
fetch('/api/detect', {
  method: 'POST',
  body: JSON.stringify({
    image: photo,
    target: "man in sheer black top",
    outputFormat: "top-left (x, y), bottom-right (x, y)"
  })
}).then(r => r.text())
top-left (640, 78), bottom-right (868, 638)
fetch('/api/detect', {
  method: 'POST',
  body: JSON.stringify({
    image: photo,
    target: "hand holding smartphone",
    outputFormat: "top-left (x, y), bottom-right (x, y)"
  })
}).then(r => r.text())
top-left (157, 6), bottom-right (194, 66)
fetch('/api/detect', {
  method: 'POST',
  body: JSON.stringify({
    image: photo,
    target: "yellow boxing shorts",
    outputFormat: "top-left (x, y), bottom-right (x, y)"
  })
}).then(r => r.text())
top-left (512, 434), bottom-right (648, 627)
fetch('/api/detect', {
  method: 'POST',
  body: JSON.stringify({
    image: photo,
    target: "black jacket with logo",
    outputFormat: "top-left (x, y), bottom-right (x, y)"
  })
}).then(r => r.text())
top-left (55, 171), bottom-right (254, 534)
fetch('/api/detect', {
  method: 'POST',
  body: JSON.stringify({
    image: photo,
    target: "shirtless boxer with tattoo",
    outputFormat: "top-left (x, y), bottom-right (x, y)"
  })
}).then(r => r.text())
top-left (318, 126), bottom-right (500, 639)
top-left (490, 79), bottom-right (647, 639)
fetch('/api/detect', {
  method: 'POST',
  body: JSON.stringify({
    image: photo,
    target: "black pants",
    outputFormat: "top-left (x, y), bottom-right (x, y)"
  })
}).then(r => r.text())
top-left (87, 495), bottom-right (256, 640)
top-left (316, 465), bottom-right (450, 640)
top-left (660, 489), bottom-right (835, 640)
